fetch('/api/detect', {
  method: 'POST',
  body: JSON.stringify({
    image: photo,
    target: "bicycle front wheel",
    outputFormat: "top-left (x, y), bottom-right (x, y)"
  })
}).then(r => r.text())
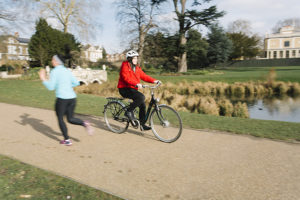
top-left (104, 101), bottom-right (129, 134)
top-left (150, 105), bottom-right (182, 143)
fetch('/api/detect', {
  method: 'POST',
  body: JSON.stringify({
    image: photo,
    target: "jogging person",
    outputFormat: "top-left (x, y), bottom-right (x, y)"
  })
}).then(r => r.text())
top-left (117, 50), bottom-right (161, 131)
top-left (38, 54), bottom-right (93, 146)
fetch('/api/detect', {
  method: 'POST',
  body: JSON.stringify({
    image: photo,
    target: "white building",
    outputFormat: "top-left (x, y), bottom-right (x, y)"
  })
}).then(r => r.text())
top-left (81, 45), bottom-right (103, 62)
top-left (264, 26), bottom-right (300, 59)
top-left (0, 32), bottom-right (30, 65)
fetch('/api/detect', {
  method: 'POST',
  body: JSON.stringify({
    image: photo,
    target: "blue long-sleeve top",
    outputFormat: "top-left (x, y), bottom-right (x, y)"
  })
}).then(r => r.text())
top-left (43, 65), bottom-right (79, 99)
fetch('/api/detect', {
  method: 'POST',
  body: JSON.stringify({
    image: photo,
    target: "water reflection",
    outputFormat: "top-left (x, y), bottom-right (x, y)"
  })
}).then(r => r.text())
top-left (247, 97), bottom-right (300, 123)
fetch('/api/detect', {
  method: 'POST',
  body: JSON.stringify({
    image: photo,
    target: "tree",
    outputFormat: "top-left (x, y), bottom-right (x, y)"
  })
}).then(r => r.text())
top-left (115, 0), bottom-right (166, 64)
top-left (143, 31), bottom-right (179, 71)
top-left (186, 29), bottom-right (208, 68)
top-left (102, 48), bottom-right (107, 61)
top-left (227, 32), bottom-right (260, 60)
top-left (28, 18), bottom-right (80, 67)
top-left (35, 0), bottom-right (101, 40)
top-left (172, 0), bottom-right (224, 72)
top-left (227, 19), bottom-right (252, 35)
top-left (272, 18), bottom-right (300, 33)
top-left (207, 24), bottom-right (232, 66)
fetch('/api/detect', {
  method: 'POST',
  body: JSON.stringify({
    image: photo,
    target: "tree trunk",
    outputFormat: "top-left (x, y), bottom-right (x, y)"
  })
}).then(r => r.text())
top-left (138, 25), bottom-right (146, 66)
top-left (174, 0), bottom-right (188, 73)
top-left (178, 33), bottom-right (187, 72)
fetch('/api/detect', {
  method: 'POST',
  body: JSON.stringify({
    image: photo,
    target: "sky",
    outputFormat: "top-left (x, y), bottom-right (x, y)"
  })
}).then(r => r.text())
top-left (94, 0), bottom-right (300, 53)
top-left (6, 0), bottom-right (300, 54)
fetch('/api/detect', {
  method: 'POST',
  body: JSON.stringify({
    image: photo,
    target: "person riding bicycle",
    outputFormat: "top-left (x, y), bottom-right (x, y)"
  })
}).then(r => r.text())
top-left (117, 50), bottom-right (161, 131)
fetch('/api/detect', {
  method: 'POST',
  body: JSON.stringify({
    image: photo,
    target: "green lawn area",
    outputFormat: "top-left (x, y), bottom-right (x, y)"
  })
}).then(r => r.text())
top-left (0, 154), bottom-right (123, 200)
top-left (109, 66), bottom-right (300, 83)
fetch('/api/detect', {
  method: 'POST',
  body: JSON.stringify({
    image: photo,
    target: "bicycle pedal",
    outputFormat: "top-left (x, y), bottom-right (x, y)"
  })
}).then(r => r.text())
top-left (130, 119), bottom-right (140, 129)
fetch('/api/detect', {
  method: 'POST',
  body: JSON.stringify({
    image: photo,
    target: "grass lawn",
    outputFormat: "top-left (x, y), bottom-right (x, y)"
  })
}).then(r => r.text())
top-left (109, 66), bottom-right (300, 83)
top-left (0, 154), bottom-right (123, 200)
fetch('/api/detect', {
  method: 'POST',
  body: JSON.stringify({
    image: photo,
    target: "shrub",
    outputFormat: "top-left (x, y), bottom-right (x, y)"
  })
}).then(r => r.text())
top-left (244, 83), bottom-right (255, 96)
top-left (288, 82), bottom-right (300, 96)
top-left (218, 99), bottom-right (234, 116)
top-left (197, 97), bottom-right (219, 116)
top-left (274, 82), bottom-right (289, 96)
top-left (232, 84), bottom-right (245, 98)
top-left (232, 102), bottom-right (249, 118)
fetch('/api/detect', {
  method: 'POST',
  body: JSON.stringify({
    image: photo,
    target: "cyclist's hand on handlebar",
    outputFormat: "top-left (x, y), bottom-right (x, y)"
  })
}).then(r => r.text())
top-left (135, 83), bottom-right (143, 89)
top-left (154, 80), bottom-right (162, 84)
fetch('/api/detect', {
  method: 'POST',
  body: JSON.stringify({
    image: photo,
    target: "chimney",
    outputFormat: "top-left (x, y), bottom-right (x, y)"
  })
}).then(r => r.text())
top-left (14, 32), bottom-right (19, 38)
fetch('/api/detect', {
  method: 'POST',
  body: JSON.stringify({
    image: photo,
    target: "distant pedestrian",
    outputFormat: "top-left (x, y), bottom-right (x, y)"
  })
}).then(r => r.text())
top-left (39, 54), bottom-right (93, 146)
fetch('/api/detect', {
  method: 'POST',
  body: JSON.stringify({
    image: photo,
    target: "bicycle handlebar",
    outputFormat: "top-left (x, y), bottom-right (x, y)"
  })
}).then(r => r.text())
top-left (142, 81), bottom-right (161, 89)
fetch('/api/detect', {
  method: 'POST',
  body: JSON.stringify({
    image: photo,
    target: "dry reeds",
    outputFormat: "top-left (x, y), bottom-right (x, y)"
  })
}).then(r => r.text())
top-left (217, 99), bottom-right (234, 116)
top-left (75, 79), bottom-right (299, 119)
top-left (232, 102), bottom-right (249, 118)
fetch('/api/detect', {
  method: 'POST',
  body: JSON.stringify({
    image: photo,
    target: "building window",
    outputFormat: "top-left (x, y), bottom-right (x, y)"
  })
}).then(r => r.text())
top-left (7, 45), bottom-right (17, 54)
top-left (286, 50), bottom-right (290, 58)
top-left (19, 46), bottom-right (23, 55)
top-left (268, 51), bottom-right (271, 58)
top-left (292, 50), bottom-right (296, 57)
top-left (284, 41), bottom-right (290, 47)
top-left (280, 51), bottom-right (283, 58)
top-left (8, 38), bottom-right (14, 43)
top-left (273, 51), bottom-right (277, 59)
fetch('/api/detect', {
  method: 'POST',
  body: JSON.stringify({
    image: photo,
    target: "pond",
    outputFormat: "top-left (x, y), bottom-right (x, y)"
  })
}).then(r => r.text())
top-left (246, 97), bottom-right (300, 123)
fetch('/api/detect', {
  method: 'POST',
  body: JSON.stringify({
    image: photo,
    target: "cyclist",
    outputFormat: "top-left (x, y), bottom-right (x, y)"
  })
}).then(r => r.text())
top-left (39, 54), bottom-right (93, 146)
top-left (117, 50), bottom-right (161, 131)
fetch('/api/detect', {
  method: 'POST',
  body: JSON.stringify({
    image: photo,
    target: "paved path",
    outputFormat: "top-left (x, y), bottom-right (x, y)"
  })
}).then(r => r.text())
top-left (0, 102), bottom-right (300, 200)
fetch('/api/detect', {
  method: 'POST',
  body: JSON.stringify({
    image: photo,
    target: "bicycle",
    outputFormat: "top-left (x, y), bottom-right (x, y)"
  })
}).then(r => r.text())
top-left (103, 82), bottom-right (182, 143)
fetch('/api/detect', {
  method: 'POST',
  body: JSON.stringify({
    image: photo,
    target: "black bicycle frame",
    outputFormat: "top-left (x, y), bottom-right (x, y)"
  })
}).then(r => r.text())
top-left (144, 94), bottom-right (157, 123)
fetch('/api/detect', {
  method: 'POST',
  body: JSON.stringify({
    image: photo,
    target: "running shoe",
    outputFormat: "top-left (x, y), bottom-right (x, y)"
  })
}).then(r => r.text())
top-left (84, 121), bottom-right (94, 135)
top-left (60, 139), bottom-right (72, 146)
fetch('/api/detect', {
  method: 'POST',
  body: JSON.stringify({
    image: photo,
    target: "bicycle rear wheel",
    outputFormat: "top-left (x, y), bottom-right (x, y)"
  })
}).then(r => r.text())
top-left (150, 105), bottom-right (182, 143)
top-left (104, 101), bottom-right (129, 133)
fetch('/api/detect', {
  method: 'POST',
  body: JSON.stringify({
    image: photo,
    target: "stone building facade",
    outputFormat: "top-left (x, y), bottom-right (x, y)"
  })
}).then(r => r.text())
top-left (106, 53), bottom-right (126, 62)
top-left (264, 26), bottom-right (300, 59)
top-left (0, 32), bottom-right (30, 65)
top-left (81, 45), bottom-right (103, 62)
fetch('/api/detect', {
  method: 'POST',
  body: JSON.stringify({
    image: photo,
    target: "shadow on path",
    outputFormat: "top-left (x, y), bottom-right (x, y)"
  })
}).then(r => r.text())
top-left (84, 115), bottom-right (159, 142)
top-left (15, 113), bottom-right (80, 142)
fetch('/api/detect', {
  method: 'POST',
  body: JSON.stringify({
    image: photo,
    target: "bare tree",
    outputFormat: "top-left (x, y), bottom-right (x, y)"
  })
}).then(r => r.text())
top-left (35, 0), bottom-right (101, 40)
top-left (227, 19), bottom-right (252, 35)
top-left (115, 0), bottom-right (166, 64)
top-left (272, 18), bottom-right (300, 33)
top-left (172, 0), bottom-right (224, 72)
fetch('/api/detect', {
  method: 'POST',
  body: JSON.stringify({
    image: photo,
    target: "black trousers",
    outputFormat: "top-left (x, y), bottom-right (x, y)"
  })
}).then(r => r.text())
top-left (119, 88), bottom-right (147, 124)
top-left (55, 98), bottom-right (84, 140)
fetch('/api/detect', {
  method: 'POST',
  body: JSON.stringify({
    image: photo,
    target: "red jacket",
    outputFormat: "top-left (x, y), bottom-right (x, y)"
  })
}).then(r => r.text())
top-left (117, 61), bottom-right (156, 89)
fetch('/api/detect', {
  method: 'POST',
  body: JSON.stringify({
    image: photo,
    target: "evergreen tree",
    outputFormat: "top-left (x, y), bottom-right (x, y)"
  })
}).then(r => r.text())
top-left (28, 18), bottom-right (80, 67)
top-left (186, 29), bottom-right (209, 68)
top-left (227, 32), bottom-right (260, 60)
top-left (143, 31), bottom-right (179, 71)
top-left (207, 24), bottom-right (232, 66)
top-left (171, 0), bottom-right (224, 72)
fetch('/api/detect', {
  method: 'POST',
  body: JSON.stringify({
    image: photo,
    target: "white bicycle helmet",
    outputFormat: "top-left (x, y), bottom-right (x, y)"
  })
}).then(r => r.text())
top-left (126, 50), bottom-right (139, 59)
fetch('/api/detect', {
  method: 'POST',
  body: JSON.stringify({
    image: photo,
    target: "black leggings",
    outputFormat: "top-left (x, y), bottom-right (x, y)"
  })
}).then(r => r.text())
top-left (119, 88), bottom-right (147, 124)
top-left (55, 98), bottom-right (84, 140)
